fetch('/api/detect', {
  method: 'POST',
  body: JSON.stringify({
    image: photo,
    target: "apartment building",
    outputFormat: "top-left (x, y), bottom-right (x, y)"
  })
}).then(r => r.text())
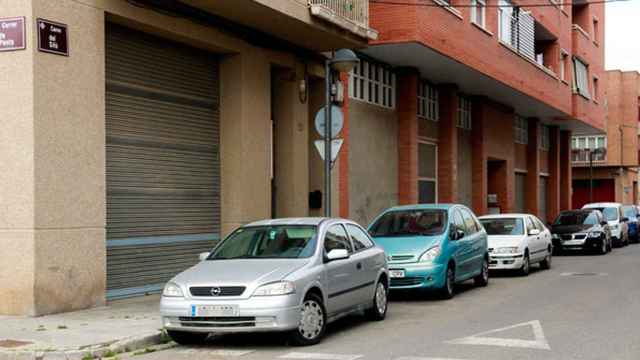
top-left (343, 0), bottom-right (606, 226)
top-left (572, 70), bottom-right (640, 207)
top-left (0, 0), bottom-right (376, 315)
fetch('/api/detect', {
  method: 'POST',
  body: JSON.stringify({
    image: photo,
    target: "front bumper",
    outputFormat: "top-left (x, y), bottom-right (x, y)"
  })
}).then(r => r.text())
top-left (160, 294), bottom-right (301, 333)
top-left (489, 254), bottom-right (524, 269)
top-left (554, 237), bottom-right (603, 251)
top-left (388, 262), bottom-right (447, 290)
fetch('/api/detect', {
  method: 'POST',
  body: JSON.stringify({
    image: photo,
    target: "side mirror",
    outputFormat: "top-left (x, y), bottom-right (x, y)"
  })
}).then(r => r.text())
top-left (450, 229), bottom-right (465, 240)
top-left (529, 229), bottom-right (541, 236)
top-left (326, 249), bottom-right (350, 262)
top-left (621, 217), bottom-right (629, 222)
top-left (198, 252), bottom-right (210, 261)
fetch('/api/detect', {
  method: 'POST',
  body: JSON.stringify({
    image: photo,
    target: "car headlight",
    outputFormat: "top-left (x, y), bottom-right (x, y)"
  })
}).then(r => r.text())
top-left (552, 234), bottom-right (559, 239)
top-left (162, 282), bottom-right (184, 298)
top-left (494, 247), bottom-right (519, 254)
top-left (252, 281), bottom-right (295, 296)
top-left (418, 246), bottom-right (440, 263)
top-left (588, 232), bottom-right (602, 238)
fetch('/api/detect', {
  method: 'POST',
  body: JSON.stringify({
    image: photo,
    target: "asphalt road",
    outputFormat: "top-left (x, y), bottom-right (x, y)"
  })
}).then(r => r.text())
top-left (139, 244), bottom-right (640, 360)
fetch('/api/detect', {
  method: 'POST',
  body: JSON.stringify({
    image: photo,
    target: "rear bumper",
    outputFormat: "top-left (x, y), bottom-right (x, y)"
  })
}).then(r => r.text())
top-left (388, 262), bottom-right (447, 290)
top-left (160, 295), bottom-right (301, 333)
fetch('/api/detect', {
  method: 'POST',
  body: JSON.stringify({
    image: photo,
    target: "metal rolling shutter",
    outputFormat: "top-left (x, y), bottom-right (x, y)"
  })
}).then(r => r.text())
top-left (106, 24), bottom-right (220, 299)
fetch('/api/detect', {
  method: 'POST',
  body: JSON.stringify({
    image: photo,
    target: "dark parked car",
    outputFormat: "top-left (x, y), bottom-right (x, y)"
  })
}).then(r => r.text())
top-left (622, 205), bottom-right (640, 243)
top-left (550, 209), bottom-right (612, 255)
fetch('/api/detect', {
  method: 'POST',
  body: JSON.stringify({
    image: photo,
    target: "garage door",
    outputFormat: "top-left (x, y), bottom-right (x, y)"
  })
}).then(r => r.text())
top-left (106, 24), bottom-right (220, 299)
top-left (515, 173), bottom-right (526, 213)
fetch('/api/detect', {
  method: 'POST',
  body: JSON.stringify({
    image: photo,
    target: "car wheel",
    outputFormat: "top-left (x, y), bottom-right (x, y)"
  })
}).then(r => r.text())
top-left (473, 258), bottom-right (489, 287)
top-left (290, 293), bottom-right (326, 346)
top-left (540, 250), bottom-right (552, 269)
top-left (598, 238), bottom-right (608, 255)
top-left (520, 253), bottom-right (530, 276)
top-left (365, 280), bottom-right (388, 321)
top-left (166, 330), bottom-right (209, 345)
top-left (439, 265), bottom-right (455, 300)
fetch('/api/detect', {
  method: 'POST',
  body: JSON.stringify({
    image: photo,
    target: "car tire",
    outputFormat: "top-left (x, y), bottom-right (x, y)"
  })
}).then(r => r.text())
top-left (598, 237), bottom-right (608, 255)
top-left (290, 293), bottom-right (326, 346)
top-left (539, 250), bottom-right (552, 269)
top-left (519, 253), bottom-right (530, 276)
top-left (166, 330), bottom-right (209, 345)
top-left (473, 258), bottom-right (489, 287)
top-left (365, 280), bottom-right (388, 321)
top-left (439, 265), bottom-right (455, 300)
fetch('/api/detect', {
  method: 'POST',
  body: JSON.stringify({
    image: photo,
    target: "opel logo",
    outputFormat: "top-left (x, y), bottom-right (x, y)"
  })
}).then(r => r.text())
top-left (210, 286), bottom-right (222, 296)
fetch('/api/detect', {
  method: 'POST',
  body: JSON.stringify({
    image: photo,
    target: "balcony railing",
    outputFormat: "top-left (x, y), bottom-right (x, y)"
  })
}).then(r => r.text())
top-left (309, 0), bottom-right (378, 39)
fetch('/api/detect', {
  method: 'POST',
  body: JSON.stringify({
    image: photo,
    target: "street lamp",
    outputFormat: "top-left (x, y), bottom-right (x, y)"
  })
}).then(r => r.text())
top-left (324, 49), bottom-right (359, 217)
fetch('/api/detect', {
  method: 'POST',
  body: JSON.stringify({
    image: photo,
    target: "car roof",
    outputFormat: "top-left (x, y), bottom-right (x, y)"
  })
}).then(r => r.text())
top-left (244, 217), bottom-right (352, 227)
top-left (583, 202), bottom-right (622, 208)
top-left (478, 213), bottom-right (532, 219)
top-left (384, 203), bottom-right (461, 211)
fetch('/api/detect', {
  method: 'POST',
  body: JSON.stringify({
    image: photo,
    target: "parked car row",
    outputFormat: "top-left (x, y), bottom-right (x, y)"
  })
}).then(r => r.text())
top-left (159, 202), bottom-right (637, 346)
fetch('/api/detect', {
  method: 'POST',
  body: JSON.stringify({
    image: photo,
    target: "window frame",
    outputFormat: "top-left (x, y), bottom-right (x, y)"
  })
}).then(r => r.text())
top-left (471, 0), bottom-right (486, 28)
top-left (571, 135), bottom-right (607, 162)
top-left (572, 57), bottom-right (591, 99)
top-left (418, 80), bottom-right (439, 122)
top-left (559, 49), bottom-right (569, 82)
top-left (514, 115), bottom-right (528, 145)
top-left (349, 59), bottom-right (396, 109)
top-left (324, 223), bottom-right (353, 255)
top-left (540, 124), bottom-right (550, 151)
top-left (418, 140), bottom-right (438, 204)
top-left (345, 223), bottom-right (375, 252)
top-left (457, 96), bottom-right (472, 130)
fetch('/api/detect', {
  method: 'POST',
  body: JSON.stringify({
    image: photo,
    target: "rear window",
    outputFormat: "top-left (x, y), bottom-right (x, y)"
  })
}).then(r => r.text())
top-left (479, 218), bottom-right (524, 235)
top-left (590, 207), bottom-right (619, 221)
top-left (369, 209), bottom-right (448, 237)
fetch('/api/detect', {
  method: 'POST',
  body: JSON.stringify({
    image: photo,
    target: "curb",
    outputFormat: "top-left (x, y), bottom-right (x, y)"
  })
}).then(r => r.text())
top-left (0, 331), bottom-right (165, 360)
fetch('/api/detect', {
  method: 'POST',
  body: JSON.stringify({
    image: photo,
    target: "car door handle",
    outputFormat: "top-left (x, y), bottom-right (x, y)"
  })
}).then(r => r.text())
top-left (356, 262), bottom-right (362, 270)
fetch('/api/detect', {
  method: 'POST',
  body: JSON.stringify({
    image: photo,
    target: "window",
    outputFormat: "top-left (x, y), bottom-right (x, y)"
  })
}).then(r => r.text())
top-left (571, 135), bottom-right (606, 162)
top-left (346, 224), bottom-right (374, 251)
top-left (457, 96), bottom-right (472, 130)
top-left (514, 116), bottom-right (528, 144)
top-left (471, 0), bottom-right (486, 28)
top-left (460, 209), bottom-right (479, 234)
top-left (349, 59), bottom-right (395, 109)
top-left (573, 58), bottom-right (590, 98)
top-left (369, 210), bottom-right (448, 237)
top-left (593, 77), bottom-right (599, 102)
top-left (418, 81), bottom-right (439, 121)
top-left (593, 18), bottom-right (599, 43)
top-left (498, 0), bottom-right (514, 44)
top-left (418, 142), bottom-right (437, 203)
top-left (324, 224), bottom-right (352, 254)
top-left (560, 50), bottom-right (569, 82)
top-left (540, 125), bottom-right (550, 150)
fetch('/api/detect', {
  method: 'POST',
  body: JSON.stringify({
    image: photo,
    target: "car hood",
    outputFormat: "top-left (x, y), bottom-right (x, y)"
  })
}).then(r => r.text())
top-left (172, 259), bottom-right (309, 286)
top-left (551, 224), bottom-right (593, 234)
top-left (487, 235), bottom-right (525, 248)
top-left (373, 235), bottom-right (442, 257)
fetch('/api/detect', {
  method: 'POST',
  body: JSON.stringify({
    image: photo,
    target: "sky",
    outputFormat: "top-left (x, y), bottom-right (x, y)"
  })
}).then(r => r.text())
top-left (605, 0), bottom-right (640, 71)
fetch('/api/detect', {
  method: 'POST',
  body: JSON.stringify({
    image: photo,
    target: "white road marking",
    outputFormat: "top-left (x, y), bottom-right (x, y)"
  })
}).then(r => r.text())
top-left (446, 320), bottom-right (551, 350)
top-left (178, 348), bottom-right (255, 356)
top-left (560, 272), bottom-right (608, 276)
top-left (395, 357), bottom-right (470, 360)
top-left (279, 352), bottom-right (363, 360)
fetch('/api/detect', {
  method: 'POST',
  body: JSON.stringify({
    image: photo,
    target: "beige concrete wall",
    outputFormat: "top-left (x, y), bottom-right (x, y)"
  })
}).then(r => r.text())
top-left (0, 0), bottom-right (36, 315)
top-left (348, 100), bottom-right (398, 227)
top-left (457, 130), bottom-right (473, 207)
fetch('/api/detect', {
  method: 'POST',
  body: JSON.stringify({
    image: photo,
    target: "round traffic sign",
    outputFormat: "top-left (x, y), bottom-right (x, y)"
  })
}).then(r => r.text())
top-left (314, 105), bottom-right (344, 138)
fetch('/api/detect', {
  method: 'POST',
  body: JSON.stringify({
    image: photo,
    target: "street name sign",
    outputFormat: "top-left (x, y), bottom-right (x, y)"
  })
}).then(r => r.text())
top-left (37, 18), bottom-right (68, 56)
top-left (0, 17), bottom-right (26, 52)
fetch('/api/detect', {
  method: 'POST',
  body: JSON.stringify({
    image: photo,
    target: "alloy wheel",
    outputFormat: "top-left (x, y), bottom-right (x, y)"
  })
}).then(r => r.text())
top-left (375, 282), bottom-right (388, 315)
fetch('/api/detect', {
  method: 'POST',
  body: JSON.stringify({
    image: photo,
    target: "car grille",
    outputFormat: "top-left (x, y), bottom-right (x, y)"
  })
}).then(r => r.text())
top-left (178, 316), bottom-right (256, 328)
top-left (488, 248), bottom-right (494, 253)
top-left (561, 234), bottom-right (573, 240)
top-left (389, 255), bottom-right (414, 261)
top-left (390, 277), bottom-right (423, 286)
top-left (189, 286), bottom-right (246, 297)
top-left (574, 234), bottom-right (587, 240)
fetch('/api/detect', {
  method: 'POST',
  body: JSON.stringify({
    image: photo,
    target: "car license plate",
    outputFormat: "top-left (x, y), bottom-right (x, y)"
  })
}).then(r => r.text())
top-left (191, 304), bottom-right (238, 317)
top-left (389, 270), bottom-right (405, 278)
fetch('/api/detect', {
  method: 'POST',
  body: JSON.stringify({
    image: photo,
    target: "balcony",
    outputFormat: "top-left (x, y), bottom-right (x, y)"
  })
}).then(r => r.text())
top-left (572, 24), bottom-right (593, 63)
top-left (572, 92), bottom-right (605, 132)
top-left (309, 0), bottom-right (378, 40)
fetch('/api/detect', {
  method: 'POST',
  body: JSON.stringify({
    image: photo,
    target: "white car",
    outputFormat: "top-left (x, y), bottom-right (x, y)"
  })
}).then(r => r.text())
top-left (582, 202), bottom-right (629, 247)
top-left (478, 214), bottom-right (553, 276)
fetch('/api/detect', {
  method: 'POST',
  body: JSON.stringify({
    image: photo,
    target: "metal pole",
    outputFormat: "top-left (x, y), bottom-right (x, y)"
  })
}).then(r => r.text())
top-left (589, 151), bottom-right (594, 203)
top-left (324, 61), bottom-right (332, 218)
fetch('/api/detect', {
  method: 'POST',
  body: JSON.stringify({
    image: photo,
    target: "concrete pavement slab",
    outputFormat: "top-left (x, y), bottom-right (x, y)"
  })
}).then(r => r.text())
top-left (0, 295), bottom-right (164, 360)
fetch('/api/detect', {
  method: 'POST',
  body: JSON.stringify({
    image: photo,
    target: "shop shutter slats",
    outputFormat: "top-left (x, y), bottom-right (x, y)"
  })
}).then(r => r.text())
top-left (105, 24), bottom-right (220, 299)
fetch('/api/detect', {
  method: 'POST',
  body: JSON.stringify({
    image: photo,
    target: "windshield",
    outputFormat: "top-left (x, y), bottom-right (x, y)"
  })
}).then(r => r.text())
top-left (369, 209), bottom-right (448, 237)
top-left (590, 207), bottom-right (619, 221)
top-left (554, 212), bottom-right (598, 226)
top-left (623, 206), bottom-right (637, 218)
top-left (480, 218), bottom-right (524, 235)
top-left (208, 225), bottom-right (318, 260)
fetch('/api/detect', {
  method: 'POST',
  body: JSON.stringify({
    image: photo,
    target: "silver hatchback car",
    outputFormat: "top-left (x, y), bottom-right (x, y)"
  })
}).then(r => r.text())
top-left (160, 218), bottom-right (389, 346)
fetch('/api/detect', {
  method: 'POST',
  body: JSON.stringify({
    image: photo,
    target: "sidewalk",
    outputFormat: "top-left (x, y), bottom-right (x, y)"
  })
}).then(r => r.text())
top-left (0, 295), bottom-right (166, 360)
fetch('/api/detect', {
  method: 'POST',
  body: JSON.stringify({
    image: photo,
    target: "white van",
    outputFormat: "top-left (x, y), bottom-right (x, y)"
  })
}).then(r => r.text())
top-left (582, 202), bottom-right (629, 247)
